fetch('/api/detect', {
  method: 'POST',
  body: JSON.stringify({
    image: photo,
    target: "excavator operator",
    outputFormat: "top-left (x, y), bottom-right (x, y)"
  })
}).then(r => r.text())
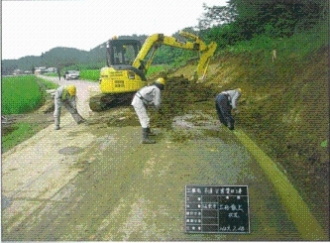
top-left (53, 85), bottom-right (85, 130)
top-left (131, 77), bottom-right (166, 144)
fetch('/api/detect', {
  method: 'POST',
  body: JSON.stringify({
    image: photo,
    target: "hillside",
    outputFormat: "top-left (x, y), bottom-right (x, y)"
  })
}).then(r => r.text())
top-left (1, 33), bottom-right (158, 76)
top-left (171, 39), bottom-right (329, 228)
top-left (2, 46), bottom-right (102, 75)
top-left (222, 47), bottom-right (328, 222)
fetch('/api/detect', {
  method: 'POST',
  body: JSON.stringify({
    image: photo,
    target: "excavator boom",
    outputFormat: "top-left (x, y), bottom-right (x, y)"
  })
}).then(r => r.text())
top-left (89, 31), bottom-right (217, 111)
top-left (132, 31), bottom-right (217, 80)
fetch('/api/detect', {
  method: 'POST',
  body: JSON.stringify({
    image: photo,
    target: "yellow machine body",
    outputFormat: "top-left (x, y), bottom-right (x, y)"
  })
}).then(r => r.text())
top-left (99, 66), bottom-right (147, 94)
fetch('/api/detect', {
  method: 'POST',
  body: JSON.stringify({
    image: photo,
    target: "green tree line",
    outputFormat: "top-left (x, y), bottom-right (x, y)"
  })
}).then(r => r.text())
top-left (199, 0), bottom-right (328, 48)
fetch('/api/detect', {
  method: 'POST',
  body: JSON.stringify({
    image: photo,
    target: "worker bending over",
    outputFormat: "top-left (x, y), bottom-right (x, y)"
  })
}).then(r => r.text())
top-left (54, 85), bottom-right (85, 130)
top-left (131, 77), bottom-right (166, 144)
top-left (215, 88), bottom-right (242, 130)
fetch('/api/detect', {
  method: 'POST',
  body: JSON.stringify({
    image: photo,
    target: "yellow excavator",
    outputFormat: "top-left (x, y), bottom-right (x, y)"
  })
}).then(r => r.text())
top-left (89, 31), bottom-right (217, 111)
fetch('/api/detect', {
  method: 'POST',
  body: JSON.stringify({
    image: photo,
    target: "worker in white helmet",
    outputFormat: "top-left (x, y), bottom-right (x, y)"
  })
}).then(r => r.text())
top-left (131, 77), bottom-right (166, 144)
top-left (215, 88), bottom-right (242, 130)
top-left (53, 85), bottom-right (85, 130)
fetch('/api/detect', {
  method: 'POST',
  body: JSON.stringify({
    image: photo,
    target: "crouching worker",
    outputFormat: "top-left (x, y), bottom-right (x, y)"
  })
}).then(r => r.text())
top-left (131, 77), bottom-right (166, 144)
top-left (215, 88), bottom-right (242, 130)
top-left (54, 85), bottom-right (85, 130)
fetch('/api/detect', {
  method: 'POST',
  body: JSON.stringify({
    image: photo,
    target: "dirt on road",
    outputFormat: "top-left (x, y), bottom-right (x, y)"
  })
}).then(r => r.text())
top-left (0, 75), bottom-right (321, 240)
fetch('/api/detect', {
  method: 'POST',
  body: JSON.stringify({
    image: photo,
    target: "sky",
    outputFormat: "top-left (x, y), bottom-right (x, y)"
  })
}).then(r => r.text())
top-left (2, 0), bottom-right (227, 60)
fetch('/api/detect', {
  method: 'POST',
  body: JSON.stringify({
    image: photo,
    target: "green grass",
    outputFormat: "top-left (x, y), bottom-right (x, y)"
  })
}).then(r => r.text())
top-left (80, 69), bottom-right (100, 81)
top-left (1, 76), bottom-right (58, 152)
top-left (222, 21), bottom-right (329, 61)
top-left (1, 123), bottom-right (36, 152)
top-left (146, 65), bottom-right (169, 77)
top-left (2, 75), bottom-right (43, 115)
top-left (36, 77), bottom-right (59, 90)
top-left (43, 72), bottom-right (58, 77)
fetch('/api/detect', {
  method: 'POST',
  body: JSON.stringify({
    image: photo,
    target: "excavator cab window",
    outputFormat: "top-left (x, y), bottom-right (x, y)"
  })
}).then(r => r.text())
top-left (107, 39), bottom-right (142, 67)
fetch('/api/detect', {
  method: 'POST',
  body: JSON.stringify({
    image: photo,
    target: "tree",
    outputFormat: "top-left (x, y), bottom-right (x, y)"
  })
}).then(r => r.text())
top-left (199, 0), bottom-right (329, 41)
top-left (198, 3), bottom-right (237, 30)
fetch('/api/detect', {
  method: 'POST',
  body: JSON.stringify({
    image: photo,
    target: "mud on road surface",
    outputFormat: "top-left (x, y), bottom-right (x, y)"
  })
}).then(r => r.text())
top-left (1, 75), bottom-right (308, 240)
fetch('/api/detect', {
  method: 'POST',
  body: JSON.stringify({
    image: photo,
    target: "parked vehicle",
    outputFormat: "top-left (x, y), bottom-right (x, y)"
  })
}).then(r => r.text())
top-left (64, 70), bottom-right (80, 80)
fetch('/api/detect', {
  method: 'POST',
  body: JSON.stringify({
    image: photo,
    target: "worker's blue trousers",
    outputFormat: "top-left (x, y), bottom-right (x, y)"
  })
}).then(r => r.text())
top-left (215, 94), bottom-right (234, 130)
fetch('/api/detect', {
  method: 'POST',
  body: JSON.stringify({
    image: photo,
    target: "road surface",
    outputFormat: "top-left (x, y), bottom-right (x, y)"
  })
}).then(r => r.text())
top-left (0, 76), bottom-right (318, 240)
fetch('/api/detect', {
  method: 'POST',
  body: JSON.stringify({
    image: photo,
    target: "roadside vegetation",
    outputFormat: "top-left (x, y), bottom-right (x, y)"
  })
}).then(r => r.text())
top-left (2, 75), bottom-right (58, 115)
top-left (196, 1), bottom-right (329, 227)
top-left (1, 75), bottom-right (58, 152)
top-left (43, 72), bottom-right (58, 77)
top-left (203, 2), bottom-right (329, 229)
top-left (208, 22), bottom-right (329, 227)
top-left (80, 69), bottom-right (99, 81)
top-left (2, 75), bottom-right (43, 114)
top-left (2, 123), bottom-right (38, 152)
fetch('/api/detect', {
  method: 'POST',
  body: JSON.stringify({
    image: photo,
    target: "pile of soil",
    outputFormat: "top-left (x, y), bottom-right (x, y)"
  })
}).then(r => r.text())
top-left (151, 75), bottom-right (217, 129)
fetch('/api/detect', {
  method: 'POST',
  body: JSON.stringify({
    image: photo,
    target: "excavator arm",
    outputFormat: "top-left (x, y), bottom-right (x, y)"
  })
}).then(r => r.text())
top-left (89, 31), bottom-right (216, 111)
top-left (132, 31), bottom-right (217, 80)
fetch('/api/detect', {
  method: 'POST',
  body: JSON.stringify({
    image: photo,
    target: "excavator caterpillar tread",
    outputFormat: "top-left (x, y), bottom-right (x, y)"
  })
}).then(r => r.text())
top-left (89, 93), bottom-right (134, 112)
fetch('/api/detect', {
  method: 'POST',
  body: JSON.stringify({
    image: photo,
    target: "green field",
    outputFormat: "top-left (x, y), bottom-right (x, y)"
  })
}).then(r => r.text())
top-left (2, 75), bottom-right (59, 152)
top-left (80, 69), bottom-right (100, 81)
top-left (2, 75), bottom-right (44, 115)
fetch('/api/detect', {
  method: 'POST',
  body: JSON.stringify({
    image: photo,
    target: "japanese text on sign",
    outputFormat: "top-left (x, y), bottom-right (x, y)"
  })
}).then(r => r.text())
top-left (185, 185), bottom-right (250, 234)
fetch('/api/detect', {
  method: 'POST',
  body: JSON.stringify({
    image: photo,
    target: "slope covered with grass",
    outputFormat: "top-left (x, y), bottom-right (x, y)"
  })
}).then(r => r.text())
top-left (201, 23), bottom-right (329, 229)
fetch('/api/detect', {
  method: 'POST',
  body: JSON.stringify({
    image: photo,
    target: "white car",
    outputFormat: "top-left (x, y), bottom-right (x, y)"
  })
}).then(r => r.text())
top-left (64, 70), bottom-right (80, 80)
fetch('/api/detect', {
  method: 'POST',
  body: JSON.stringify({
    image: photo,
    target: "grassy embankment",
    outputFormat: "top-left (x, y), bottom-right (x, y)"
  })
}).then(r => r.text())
top-left (157, 22), bottom-right (328, 233)
top-left (1, 75), bottom-right (59, 151)
top-left (205, 23), bottom-right (328, 230)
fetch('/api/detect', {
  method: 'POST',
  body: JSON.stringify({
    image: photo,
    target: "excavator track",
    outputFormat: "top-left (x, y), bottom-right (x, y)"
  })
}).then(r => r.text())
top-left (89, 93), bottom-right (134, 112)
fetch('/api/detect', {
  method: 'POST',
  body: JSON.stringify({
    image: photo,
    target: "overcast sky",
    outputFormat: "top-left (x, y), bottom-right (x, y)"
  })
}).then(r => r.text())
top-left (2, 0), bottom-right (227, 60)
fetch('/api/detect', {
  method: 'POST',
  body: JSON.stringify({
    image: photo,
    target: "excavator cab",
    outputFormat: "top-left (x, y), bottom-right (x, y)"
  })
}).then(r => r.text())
top-left (89, 39), bottom-right (149, 111)
top-left (99, 39), bottom-right (148, 96)
top-left (106, 39), bottom-right (141, 67)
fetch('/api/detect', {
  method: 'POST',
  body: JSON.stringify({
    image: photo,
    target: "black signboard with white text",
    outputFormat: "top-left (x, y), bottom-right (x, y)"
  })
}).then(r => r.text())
top-left (185, 185), bottom-right (250, 233)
